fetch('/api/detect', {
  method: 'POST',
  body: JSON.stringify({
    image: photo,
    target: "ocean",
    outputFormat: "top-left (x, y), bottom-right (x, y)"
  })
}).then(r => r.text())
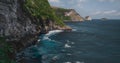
top-left (18, 19), bottom-right (120, 63)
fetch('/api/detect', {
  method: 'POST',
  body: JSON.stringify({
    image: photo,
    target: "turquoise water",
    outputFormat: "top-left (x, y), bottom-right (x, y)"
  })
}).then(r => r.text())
top-left (19, 20), bottom-right (120, 63)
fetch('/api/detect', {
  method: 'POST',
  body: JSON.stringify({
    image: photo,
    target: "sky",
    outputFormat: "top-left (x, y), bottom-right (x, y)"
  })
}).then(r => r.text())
top-left (48, 0), bottom-right (120, 19)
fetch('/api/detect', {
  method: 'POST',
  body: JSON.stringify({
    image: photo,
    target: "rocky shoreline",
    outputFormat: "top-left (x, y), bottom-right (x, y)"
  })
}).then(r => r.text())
top-left (0, 0), bottom-right (72, 62)
top-left (15, 27), bottom-right (72, 63)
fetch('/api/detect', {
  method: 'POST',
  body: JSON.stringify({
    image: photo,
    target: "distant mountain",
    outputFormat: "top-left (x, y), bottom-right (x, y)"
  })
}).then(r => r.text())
top-left (52, 6), bottom-right (84, 22)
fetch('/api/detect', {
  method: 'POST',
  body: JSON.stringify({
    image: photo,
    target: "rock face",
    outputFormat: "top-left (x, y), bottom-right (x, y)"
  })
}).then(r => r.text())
top-left (0, 0), bottom-right (71, 62)
top-left (85, 16), bottom-right (92, 21)
top-left (0, 0), bottom-right (56, 52)
top-left (52, 7), bottom-right (84, 22)
top-left (0, 0), bottom-right (38, 38)
top-left (0, 0), bottom-right (70, 52)
top-left (64, 9), bottom-right (84, 21)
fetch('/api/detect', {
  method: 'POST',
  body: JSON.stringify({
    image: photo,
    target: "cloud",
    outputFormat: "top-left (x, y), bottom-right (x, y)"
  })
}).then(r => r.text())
top-left (98, 0), bottom-right (118, 2)
top-left (48, 0), bottom-right (60, 3)
top-left (92, 10), bottom-right (120, 16)
top-left (48, 0), bottom-right (120, 19)
top-left (48, 0), bottom-right (64, 7)
top-left (93, 11), bottom-right (102, 15)
top-left (67, 0), bottom-right (86, 8)
top-left (77, 0), bottom-right (86, 2)
top-left (48, 0), bottom-right (86, 9)
top-left (103, 10), bottom-right (117, 14)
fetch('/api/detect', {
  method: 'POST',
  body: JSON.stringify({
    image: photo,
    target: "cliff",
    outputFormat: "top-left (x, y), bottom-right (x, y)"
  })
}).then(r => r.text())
top-left (0, 0), bottom-right (68, 62)
top-left (85, 16), bottom-right (92, 21)
top-left (52, 6), bottom-right (84, 22)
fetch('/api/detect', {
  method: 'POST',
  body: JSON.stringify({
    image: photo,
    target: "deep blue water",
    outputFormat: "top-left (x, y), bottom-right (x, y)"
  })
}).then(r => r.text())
top-left (19, 20), bottom-right (120, 63)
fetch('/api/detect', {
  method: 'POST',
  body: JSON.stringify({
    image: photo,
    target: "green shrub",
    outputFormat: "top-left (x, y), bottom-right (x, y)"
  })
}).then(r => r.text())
top-left (24, 0), bottom-right (65, 26)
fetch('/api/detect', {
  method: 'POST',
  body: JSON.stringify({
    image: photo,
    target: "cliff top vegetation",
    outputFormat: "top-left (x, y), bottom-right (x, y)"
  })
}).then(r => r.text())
top-left (24, 0), bottom-right (65, 26)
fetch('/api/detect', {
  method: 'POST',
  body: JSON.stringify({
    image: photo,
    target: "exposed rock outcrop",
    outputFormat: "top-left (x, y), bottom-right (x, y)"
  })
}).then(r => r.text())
top-left (64, 9), bottom-right (84, 21)
top-left (52, 7), bottom-right (84, 22)
top-left (0, 0), bottom-right (71, 61)
top-left (85, 16), bottom-right (92, 21)
top-left (0, 0), bottom-right (60, 61)
top-left (0, 0), bottom-right (39, 39)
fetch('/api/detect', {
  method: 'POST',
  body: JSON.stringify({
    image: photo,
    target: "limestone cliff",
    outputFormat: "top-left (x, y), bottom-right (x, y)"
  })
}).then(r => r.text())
top-left (0, 0), bottom-right (67, 62)
top-left (0, 0), bottom-right (39, 39)
top-left (85, 16), bottom-right (92, 21)
top-left (0, 0), bottom-right (42, 62)
top-left (52, 7), bottom-right (84, 21)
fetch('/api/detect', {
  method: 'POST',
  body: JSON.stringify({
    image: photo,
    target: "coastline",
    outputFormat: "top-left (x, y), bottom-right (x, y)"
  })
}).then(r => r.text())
top-left (55, 25), bottom-right (72, 32)
top-left (64, 20), bottom-right (84, 22)
top-left (16, 29), bottom-right (68, 63)
top-left (0, 0), bottom-right (73, 62)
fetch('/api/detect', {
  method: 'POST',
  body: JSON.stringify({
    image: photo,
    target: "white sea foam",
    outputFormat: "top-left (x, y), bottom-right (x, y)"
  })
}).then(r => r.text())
top-left (76, 61), bottom-right (84, 63)
top-left (71, 42), bottom-right (75, 44)
top-left (67, 53), bottom-right (72, 56)
top-left (43, 30), bottom-right (63, 40)
top-left (52, 55), bottom-right (59, 60)
top-left (46, 30), bottom-right (63, 36)
top-left (63, 61), bottom-right (84, 63)
top-left (37, 39), bottom-right (41, 42)
top-left (72, 29), bottom-right (77, 31)
top-left (66, 40), bottom-right (75, 45)
top-left (43, 36), bottom-right (50, 40)
top-left (64, 62), bottom-right (72, 63)
top-left (76, 61), bottom-right (81, 63)
top-left (64, 44), bottom-right (71, 48)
